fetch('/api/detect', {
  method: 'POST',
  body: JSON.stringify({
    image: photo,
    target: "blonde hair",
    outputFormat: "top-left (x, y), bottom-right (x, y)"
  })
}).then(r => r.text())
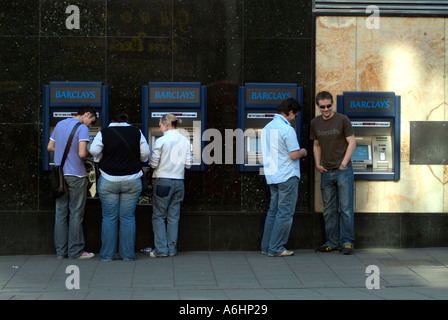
top-left (160, 113), bottom-right (182, 128)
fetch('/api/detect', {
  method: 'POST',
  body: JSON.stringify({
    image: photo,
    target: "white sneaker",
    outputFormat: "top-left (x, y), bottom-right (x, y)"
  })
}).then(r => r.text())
top-left (76, 252), bottom-right (95, 259)
top-left (278, 250), bottom-right (294, 257)
top-left (269, 250), bottom-right (294, 257)
top-left (149, 251), bottom-right (168, 258)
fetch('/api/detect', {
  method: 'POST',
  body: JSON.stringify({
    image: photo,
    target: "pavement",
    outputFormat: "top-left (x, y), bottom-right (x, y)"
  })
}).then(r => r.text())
top-left (1, 247), bottom-right (447, 302)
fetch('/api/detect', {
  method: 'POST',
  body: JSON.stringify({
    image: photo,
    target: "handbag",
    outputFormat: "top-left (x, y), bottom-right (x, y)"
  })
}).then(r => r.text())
top-left (50, 122), bottom-right (81, 198)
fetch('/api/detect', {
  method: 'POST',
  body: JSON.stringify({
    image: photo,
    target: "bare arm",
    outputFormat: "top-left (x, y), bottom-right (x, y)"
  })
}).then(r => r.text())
top-left (47, 139), bottom-right (55, 152)
top-left (313, 139), bottom-right (327, 173)
top-left (78, 141), bottom-right (89, 159)
top-left (290, 148), bottom-right (307, 160)
top-left (339, 135), bottom-right (356, 169)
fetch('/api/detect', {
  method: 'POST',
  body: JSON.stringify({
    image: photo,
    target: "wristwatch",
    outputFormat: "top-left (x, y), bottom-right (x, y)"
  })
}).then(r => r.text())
top-left (341, 163), bottom-right (347, 168)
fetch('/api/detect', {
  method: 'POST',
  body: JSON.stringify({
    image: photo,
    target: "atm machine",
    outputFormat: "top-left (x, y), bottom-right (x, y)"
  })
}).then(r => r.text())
top-left (142, 82), bottom-right (207, 172)
top-left (237, 83), bottom-right (303, 172)
top-left (43, 81), bottom-right (109, 197)
top-left (337, 91), bottom-right (400, 180)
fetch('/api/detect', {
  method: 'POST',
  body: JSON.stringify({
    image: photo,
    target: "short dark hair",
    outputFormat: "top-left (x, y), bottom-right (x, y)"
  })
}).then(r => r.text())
top-left (77, 105), bottom-right (97, 125)
top-left (112, 113), bottom-right (129, 123)
top-left (77, 104), bottom-right (96, 116)
top-left (277, 97), bottom-right (302, 115)
top-left (315, 91), bottom-right (333, 105)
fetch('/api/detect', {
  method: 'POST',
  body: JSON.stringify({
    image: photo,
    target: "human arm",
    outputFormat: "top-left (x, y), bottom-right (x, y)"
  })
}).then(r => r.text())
top-left (339, 134), bottom-right (356, 170)
top-left (47, 139), bottom-right (55, 152)
top-left (140, 131), bottom-right (150, 163)
top-left (89, 131), bottom-right (103, 162)
top-left (78, 141), bottom-right (89, 158)
top-left (290, 148), bottom-right (307, 160)
top-left (313, 139), bottom-right (327, 173)
top-left (185, 141), bottom-right (192, 169)
top-left (149, 143), bottom-right (161, 169)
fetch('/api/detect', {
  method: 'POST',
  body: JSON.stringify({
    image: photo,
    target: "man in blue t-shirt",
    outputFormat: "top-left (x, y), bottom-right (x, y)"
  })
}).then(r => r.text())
top-left (260, 98), bottom-right (307, 257)
top-left (47, 106), bottom-right (97, 259)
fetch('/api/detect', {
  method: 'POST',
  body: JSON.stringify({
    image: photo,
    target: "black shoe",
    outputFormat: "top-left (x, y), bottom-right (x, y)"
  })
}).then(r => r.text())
top-left (341, 243), bottom-right (354, 255)
top-left (316, 244), bottom-right (340, 252)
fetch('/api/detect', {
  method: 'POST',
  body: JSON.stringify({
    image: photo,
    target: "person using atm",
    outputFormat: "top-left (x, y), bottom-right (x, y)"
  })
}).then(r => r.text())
top-left (310, 91), bottom-right (356, 255)
top-left (149, 114), bottom-right (192, 258)
top-left (89, 113), bottom-right (150, 261)
top-left (260, 98), bottom-right (307, 257)
top-left (47, 105), bottom-right (97, 260)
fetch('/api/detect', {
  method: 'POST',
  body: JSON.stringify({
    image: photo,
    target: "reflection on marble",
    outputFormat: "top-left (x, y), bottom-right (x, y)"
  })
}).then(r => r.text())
top-left (0, 124), bottom-right (39, 211)
top-left (315, 16), bottom-right (448, 213)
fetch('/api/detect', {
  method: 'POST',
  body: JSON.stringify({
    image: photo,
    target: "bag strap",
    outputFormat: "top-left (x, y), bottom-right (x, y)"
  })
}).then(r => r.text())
top-left (60, 122), bottom-right (82, 167)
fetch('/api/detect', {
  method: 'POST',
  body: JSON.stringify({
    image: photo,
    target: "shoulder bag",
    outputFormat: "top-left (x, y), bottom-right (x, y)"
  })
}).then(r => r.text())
top-left (50, 122), bottom-right (81, 199)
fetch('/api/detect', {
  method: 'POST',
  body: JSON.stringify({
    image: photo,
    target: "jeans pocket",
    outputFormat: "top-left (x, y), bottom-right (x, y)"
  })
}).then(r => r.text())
top-left (155, 185), bottom-right (171, 198)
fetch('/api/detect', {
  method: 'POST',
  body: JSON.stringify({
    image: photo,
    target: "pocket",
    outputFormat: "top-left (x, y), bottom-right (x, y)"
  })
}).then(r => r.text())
top-left (155, 185), bottom-right (171, 198)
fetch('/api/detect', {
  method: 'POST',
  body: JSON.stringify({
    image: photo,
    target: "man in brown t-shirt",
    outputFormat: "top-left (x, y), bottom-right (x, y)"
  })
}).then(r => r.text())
top-left (310, 91), bottom-right (356, 255)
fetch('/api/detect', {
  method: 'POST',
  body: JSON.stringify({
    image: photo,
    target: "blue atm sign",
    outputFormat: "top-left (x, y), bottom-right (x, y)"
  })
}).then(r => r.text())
top-left (344, 96), bottom-right (395, 114)
top-left (246, 88), bottom-right (297, 105)
top-left (150, 86), bottom-right (200, 104)
top-left (50, 87), bottom-right (102, 104)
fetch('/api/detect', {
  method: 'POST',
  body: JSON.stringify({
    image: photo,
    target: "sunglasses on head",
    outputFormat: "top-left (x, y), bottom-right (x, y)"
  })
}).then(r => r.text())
top-left (319, 104), bottom-right (332, 109)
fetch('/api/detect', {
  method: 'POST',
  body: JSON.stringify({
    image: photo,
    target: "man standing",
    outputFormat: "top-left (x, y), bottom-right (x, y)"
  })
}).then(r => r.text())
top-left (47, 105), bottom-right (97, 259)
top-left (310, 91), bottom-right (356, 255)
top-left (260, 98), bottom-right (307, 257)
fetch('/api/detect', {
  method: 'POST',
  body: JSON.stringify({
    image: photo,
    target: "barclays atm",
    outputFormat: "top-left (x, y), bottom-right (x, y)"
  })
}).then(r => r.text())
top-left (142, 82), bottom-right (207, 171)
top-left (337, 91), bottom-right (400, 180)
top-left (238, 83), bottom-right (303, 172)
top-left (43, 81), bottom-right (109, 197)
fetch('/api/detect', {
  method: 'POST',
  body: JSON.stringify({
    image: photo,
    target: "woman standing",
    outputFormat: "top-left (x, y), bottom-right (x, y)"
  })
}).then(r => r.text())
top-left (90, 114), bottom-right (150, 261)
top-left (149, 114), bottom-right (192, 257)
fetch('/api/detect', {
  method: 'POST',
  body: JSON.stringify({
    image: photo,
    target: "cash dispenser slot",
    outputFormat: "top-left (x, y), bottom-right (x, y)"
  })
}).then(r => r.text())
top-left (352, 120), bottom-right (394, 175)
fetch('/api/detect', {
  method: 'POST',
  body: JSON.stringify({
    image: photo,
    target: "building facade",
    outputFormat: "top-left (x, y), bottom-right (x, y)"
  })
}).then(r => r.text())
top-left (0, 0), bottom-right (447, 254)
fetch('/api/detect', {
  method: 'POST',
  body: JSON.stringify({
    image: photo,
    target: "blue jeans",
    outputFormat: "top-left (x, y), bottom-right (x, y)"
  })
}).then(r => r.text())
top-left (320, 163), bottom-right (355, 248)
top-left (261, 176), bottom-right (299, 255)
top-left (54, 175), bottom-right (87, 259)
top-left (152, 178), bottom-right (185, 256)
top-left (98, 176), bottom-right (141, 261)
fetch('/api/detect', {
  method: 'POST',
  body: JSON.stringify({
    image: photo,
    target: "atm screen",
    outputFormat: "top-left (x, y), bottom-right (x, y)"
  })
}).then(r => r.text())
top-left (247, 136), bottom-right (261, 153)
top-left (352, 145), bottom-right (371, 161)
top-left (245, 134), bottom-right (262, 165)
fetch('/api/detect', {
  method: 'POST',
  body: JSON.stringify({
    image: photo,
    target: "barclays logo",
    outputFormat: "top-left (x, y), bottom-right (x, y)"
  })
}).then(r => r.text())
top-left (350, 100), bottom-right (390, 109)
top-left (154, 90), bottom-right (195, 99)
top-left (251, 92), bottom-right (292, 100)
top-left (55, 90), bottom-right (96, 99)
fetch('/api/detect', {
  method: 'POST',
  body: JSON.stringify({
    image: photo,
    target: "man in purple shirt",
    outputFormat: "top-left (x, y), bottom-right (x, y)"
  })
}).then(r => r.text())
top-left (47, 106), bottom-right (97, 259)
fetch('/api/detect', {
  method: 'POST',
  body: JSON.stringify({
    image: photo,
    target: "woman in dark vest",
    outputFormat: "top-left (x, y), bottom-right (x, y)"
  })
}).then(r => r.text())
top-left (90, 114), bottom-right (150, 261)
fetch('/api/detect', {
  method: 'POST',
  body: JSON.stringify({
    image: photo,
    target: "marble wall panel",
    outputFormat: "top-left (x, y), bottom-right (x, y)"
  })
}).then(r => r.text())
top-left (315, 16), bottom-right (448, 213)
top-left (0, 1), bottom-right (39, 36)
top-left (0, 124), bottom-right (39, 211)
top-left (0, 37), bottom-right (40, 124)
top-left (107, 0), bottom-right (172, 37)
top-left (315, 16), bottom-right (357, 96)
top-left (445, 19), bottom-right (448, 213)
top-left (40, 0), bottom-right (106, 37)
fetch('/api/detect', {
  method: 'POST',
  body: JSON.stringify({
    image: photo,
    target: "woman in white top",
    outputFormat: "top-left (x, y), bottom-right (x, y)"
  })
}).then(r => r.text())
top-left (149, 114), bottom-right (192, 257)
